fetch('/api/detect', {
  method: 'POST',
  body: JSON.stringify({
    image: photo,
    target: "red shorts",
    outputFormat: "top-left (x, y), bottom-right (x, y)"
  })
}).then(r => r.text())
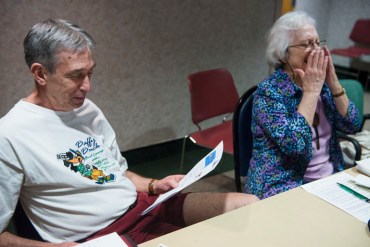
top-left (84, 192), bottom-right (189, 245)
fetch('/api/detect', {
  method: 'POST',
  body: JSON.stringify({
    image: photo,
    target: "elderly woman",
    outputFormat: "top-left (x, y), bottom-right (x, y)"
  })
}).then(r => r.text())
top-left (246, 11), bottom-right (361, 199)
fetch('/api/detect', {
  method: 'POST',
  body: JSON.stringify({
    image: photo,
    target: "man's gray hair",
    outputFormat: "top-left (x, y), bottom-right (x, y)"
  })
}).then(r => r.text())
top-left (24, 19), bottom-right (96, 73)
top-left (266, 11), bottom-right (316, 68)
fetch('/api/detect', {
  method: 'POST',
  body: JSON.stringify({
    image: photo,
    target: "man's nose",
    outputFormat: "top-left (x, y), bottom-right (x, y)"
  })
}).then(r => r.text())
top-left (80, 76), bottom-right (91, 92)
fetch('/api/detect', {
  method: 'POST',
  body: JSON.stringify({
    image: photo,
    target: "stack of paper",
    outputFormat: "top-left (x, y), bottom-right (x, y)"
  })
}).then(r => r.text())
top-left (302, 172), bottom-right (370, 224)
top-left (77, 232), bottom-right (128, 247)
top-left (351, 174), bottom-right (370, 188)
top-left (356, 158), bottom-right (370, 176)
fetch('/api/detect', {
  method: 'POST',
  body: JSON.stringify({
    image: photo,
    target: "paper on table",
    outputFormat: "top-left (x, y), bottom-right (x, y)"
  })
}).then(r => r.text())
top-left (351, 174), bottom-right (370, 188)
top-left (141, 141), bottom-right (224, 216)
top-left (355, 158), bottom-right (370, 176)
top-left (77, 232), bottom-right (128, 247)
top-left (302, 172), bottom-right (370, 224)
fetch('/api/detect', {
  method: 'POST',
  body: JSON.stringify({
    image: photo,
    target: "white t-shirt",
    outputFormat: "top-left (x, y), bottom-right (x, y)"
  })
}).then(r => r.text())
top-left (0, 99), bottom-right (137, 242)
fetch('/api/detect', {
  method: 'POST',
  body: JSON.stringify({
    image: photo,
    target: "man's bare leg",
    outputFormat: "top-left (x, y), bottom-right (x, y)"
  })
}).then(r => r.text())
top-left (182, 192), bottom-right (259, 225)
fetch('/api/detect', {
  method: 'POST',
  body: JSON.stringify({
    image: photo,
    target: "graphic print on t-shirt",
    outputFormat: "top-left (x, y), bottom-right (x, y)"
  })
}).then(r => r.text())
top-left (56, 137), bottom-right (116, 184)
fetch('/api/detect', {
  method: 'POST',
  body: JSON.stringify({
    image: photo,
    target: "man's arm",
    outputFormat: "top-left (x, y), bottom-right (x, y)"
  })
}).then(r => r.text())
top-left (125, 171), bottom-right (154, 193)
top-left (0, 231), bottom-right (77, 247)
top-left (125, 170), bottom-right (184, 195)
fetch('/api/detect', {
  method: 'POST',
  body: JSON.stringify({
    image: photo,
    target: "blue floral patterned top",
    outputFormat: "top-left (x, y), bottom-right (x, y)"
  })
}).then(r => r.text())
top-left (245, 68), bottom-right (361, 199)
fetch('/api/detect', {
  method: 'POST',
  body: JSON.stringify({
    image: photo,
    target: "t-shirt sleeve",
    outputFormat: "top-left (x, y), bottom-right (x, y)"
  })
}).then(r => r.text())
top-left (0, 140), bottom-right (24, 232)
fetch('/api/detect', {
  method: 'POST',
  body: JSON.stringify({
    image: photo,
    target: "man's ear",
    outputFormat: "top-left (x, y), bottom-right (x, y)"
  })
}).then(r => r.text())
top-left (30, 63), bottom-right (48, 86)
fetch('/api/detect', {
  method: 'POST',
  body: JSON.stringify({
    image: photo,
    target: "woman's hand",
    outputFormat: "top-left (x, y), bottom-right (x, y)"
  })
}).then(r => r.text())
top-left (294, 48), bottom-right (328, 95)
top-left (323, 46), bottom-right (342, 90)
top-left (295, 48), bottom-right (328, 125)
top-left (322, 46), bottom-right (350, 117)
top-left (153, 175), bottom-right (184, 194)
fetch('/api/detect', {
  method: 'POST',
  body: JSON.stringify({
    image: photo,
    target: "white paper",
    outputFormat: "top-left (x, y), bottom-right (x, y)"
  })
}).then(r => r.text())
top-left (302, 172), bottom-right (370, 224)
top-left (351, 174), bottom-right (370, 188)
top-left (77, 232), bottom-right (128, 247)
top-left (356, 158), bottom-right (370, 176)
top-left (141, 141), bottom-right (224, 215)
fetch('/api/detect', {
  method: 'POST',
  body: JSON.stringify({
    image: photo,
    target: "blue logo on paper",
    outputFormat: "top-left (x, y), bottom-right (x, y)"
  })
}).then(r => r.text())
top-left (205, 151), bottom-right (216, 167)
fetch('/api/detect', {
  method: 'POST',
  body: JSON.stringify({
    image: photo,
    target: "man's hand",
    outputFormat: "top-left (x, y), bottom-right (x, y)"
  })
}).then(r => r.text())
top-left (153, 175), bottom-right (184, 194)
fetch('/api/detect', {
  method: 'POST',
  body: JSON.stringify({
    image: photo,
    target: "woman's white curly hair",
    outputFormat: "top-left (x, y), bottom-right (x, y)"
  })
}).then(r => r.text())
top-left (266, 11), bottom-right (316, 68)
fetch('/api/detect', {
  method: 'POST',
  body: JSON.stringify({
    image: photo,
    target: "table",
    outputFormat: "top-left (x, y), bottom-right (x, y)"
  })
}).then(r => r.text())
top-left (139, 169), bottom-right (370, 247)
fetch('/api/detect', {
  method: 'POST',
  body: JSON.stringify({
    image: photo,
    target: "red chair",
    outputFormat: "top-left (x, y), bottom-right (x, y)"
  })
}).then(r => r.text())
top-left (331, 19), bottom-right (370, 89)
top-left (180, 68), bottom-right (239, 168)
top-left (331, 19), bottom-right (370, 58)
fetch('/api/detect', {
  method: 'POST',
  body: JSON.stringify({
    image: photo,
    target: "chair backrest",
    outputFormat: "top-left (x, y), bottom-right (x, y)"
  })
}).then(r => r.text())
top-left (349, 19), bottom-right (370, 44)
top-left (188, 68), bottom-right (240, 126)
top-left (233, 85), bottom-right (258, 192)
top-left (12, 201), bottom-right (43, 241)
top-left (339, 79), bottom-right (364, 123)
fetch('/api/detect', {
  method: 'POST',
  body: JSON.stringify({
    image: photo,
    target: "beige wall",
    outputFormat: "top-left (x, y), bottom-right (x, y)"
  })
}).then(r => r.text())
top-left (295, 0), bottom-right (370, 68)
top-left (4, 0), bottom-right (367, 151)
top-left (0, 0), bottom-right (275, 150)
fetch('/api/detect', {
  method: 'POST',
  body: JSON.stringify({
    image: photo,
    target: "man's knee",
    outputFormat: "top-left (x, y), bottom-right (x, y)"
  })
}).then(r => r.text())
top-left (245, 194), bottom-right (260, 204)
top-left (221, 192), bottom-right (259, 212)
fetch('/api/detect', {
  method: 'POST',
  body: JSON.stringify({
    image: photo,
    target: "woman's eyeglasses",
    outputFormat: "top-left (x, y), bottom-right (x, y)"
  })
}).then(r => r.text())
top-left (312, 112), bottom-right (320, 150)
top-left (288, 40), bottom-right (327, 50)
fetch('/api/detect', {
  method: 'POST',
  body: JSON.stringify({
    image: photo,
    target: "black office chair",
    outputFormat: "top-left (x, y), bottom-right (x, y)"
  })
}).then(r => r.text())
top-left (232, 85), bottom-right (258, 192)
top-left (8, 201), bottom-right (43, 241)
top-left (9, 201), bottom-right (140, 245)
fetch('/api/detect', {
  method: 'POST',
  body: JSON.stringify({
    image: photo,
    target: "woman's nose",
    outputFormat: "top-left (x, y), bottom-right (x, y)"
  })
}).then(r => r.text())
top-left (310, 44), bottom-right (322, 52)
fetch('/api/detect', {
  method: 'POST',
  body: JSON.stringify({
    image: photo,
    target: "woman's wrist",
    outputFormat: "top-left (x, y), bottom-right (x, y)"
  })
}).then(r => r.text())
top-left (302, 89), bottom-right (321, 99)
top-left (332, 86), bottom-right (346, 98)
top-left (329, 82), bottom-right (345, 97)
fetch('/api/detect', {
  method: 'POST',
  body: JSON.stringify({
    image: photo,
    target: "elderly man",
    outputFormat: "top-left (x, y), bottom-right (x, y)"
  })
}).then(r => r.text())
top-left (0, 19), bottom-right (258, 247)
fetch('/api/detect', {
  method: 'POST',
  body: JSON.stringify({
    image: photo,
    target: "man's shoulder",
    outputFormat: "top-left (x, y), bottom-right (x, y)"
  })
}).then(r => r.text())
top-left (0, 100), bottom-right (24, 127)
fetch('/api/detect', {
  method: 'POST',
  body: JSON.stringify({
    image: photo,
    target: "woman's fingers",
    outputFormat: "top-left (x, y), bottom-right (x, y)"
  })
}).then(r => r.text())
top-left (306, 49), bottom-right (315, 68)
top-left (312, 49), bottom-right (320, 68)
top-left (323, 55), bottom-right (329, 73)
top-left (301, 49), bottom-right (327, 94)
top-left (318, 49), bottom-right (325, 70)
top-left (307, 49), bottom-right (327, 75)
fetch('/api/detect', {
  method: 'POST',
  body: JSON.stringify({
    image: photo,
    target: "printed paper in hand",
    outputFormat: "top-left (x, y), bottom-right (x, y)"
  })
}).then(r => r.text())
top-left (141, 141), bottom-right (224, 215)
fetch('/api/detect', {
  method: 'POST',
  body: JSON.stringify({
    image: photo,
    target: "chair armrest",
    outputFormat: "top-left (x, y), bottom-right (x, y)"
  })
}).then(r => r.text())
top-left (363, 113), bottom-right (370, 120)
top-left (362, 113), bottom-right (370, 126)
top-left (361, 113), bottom-right (370, 131)
top-left (337, 131), bottom-right (362, 161)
